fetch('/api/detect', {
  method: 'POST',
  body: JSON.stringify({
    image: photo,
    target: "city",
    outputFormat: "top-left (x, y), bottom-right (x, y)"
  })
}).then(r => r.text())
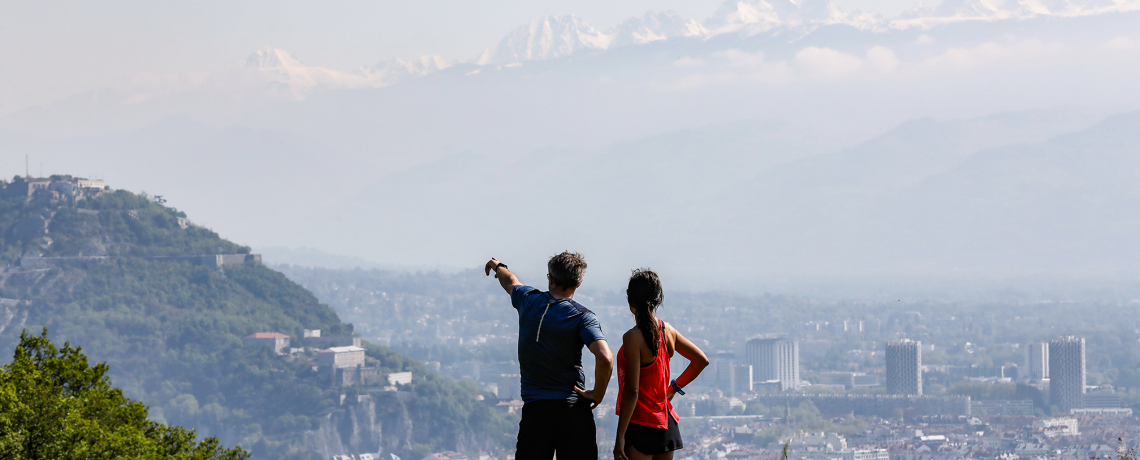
top-left (280, 266), bottom-right (1140, 460)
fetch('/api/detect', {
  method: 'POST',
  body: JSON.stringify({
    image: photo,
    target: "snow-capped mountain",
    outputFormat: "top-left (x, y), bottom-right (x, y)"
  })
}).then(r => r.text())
top-left (703, 0), bottom-right (880, 35)
top-left (245, 47), bottom-right (374, 97)
top-left (245, 48), bottom-right (456, 97)
top-left (610, 11), bottom-right (707, 47)
top-left (479, 15), bottom-right (611, 65)
top-left (247, 0), bottom-right (1140, 86)
top-left (360, 55), bottom-right (454, 85)
top-left (892, 0), bottom-right (1140, 27)
top-left (480, 12), bottom-right (710, 64)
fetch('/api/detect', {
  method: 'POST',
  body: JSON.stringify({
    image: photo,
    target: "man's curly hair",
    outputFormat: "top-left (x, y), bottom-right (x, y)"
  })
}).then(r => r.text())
top-left (548, 251), bottom-right (587, 289)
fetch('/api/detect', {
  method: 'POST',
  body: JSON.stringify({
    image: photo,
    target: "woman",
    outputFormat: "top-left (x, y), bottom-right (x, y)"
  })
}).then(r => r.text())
top-left (614, 269), bottom-right (709, 460)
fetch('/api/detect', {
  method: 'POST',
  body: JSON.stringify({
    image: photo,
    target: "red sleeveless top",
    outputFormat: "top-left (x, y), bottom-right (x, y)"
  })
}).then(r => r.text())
top-left (616, 319), bottom-right (680, 428)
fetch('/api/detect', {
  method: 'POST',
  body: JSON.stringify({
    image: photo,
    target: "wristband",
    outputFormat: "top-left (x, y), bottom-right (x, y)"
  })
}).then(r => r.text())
top-left (670, 379), bottom-right (685, 396)
top-left (495, 262), bottom-right (508, 271)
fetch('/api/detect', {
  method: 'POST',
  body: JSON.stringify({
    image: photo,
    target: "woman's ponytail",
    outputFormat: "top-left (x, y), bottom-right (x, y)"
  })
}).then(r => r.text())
top-left (627, 268), bottom-right (664, 355)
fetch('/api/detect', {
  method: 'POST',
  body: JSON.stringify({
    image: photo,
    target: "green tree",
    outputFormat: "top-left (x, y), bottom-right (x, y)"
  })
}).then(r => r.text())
top-left (0, 329), bottom-right (248, 460)
top-left (753, 424), bottom-right (791, 447)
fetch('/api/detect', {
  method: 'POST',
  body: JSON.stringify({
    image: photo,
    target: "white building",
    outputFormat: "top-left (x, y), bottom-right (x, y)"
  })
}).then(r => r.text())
top-left (848, 449), bottom-right (890, 460)
top-left (319, 346), bottom-right (367, 385)
top-left (1033, 417), bottom-right (1079, 437)
top-left (387, 371), bottom-right (413, 385)
top-left (747, 337), bottom-right (800, 391)
top-left (76, 178), bottom-right (105, 189)
top-left (319, 346), bottom-right (365, 368)
top-left (1071, 407), bottom-right (1133, 416)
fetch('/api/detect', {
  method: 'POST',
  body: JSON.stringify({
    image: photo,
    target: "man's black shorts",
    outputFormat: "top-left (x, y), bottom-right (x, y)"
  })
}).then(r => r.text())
top-left (516, 399), bottom-right (597, 460)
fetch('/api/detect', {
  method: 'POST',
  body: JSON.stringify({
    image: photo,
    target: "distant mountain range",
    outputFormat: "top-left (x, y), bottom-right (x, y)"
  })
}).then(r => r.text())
top-left (1, 0), bottom-right (1138, 293)
top-left (213, 0), bottom-right (1140, 97)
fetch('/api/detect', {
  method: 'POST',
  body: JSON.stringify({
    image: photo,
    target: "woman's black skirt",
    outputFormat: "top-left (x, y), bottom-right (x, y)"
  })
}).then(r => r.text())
top-left (624, 416), bottom-right (683, 455)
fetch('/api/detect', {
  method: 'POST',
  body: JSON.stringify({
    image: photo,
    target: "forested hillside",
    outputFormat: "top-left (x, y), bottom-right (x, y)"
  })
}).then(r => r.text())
top-left (0, 177), bottom-right (515, 460)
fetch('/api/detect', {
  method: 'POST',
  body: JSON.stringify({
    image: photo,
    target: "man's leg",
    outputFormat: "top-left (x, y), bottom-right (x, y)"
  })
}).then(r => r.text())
top-left (554, 400), bottom-right (598, 460)
top-left (516, 401), bottom-right (557, 460)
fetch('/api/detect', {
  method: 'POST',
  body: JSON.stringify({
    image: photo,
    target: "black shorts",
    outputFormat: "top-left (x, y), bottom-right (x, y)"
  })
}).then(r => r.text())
top-left (624, 416), bottom-right (683, 455)
top-left (516, 399), bottom-right (597, 460)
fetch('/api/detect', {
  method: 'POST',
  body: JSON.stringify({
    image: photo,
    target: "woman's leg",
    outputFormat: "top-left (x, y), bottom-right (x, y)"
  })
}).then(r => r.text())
top-left (625, 444), bottom-right (654, 460)
top-left (651, 452), bottom-right (674, 460)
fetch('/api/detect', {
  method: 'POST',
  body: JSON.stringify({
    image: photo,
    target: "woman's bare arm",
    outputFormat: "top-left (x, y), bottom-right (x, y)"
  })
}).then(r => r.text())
top-left (666, 323), bottom-right (709, 398)
top-left (614, 329), bottom-right (643, 460)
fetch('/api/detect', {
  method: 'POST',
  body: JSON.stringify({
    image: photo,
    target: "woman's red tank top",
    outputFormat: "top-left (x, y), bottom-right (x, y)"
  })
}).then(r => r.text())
top-left (616, 318), bottom-right (680, 428)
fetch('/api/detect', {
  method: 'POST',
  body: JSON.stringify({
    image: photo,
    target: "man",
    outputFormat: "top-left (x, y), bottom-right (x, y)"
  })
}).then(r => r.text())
top-left (485, 252), bottom-right (613, 460)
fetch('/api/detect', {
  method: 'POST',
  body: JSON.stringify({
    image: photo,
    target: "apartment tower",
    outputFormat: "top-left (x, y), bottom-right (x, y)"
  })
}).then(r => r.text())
top-left (886, 339), bottom-right (922, 395)
top-left (746, 337), bottom-right (800, 391)
top-left (1049, 336), bottom-right (1085, 412)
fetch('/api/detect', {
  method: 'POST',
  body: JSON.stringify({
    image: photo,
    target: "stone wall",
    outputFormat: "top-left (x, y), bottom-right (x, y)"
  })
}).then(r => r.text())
top-left (19, 254), bottom-right (261, 269)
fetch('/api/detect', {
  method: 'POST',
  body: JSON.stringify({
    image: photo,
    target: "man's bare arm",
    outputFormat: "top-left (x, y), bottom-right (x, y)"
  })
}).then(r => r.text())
top-left (574, 339), bottom-right (613, 408)
top-left (484, 257), bottom-right (520, 294)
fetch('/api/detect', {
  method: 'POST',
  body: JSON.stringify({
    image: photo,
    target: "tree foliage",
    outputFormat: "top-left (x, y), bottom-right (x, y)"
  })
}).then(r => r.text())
top-left (0, 329), bottom-right (248, 459)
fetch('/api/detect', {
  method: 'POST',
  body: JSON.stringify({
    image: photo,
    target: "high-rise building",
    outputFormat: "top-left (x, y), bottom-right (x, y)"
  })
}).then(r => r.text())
top-left (733, 364), bottom-right (754, 395)
top-left (1049, 336), bottom-right (1085, 412)
top-left (1027, 342), bottom-right (1049, 381)
top-left (710, 351), bottom-right (736, 393)
top-left (886, 339), bottom-right (922, 395)
top-left (712, 355), bottom-right (754, 396)
top-left (714, 360), bottom-right (733, 390)
top-left (746, 337), bottom-right (800, 391)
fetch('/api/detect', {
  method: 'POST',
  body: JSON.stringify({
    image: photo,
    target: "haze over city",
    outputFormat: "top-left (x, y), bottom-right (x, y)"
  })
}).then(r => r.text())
top-left (5, 1), bottom-right (1140, 460)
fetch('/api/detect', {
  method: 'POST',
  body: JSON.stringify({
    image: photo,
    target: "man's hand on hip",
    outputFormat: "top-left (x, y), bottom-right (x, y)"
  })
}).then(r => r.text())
top-left (573, 386), bottom-right (604, 409)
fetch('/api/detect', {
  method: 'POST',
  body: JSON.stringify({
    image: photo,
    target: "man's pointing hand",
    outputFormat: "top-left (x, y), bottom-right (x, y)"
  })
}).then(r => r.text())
top-left (484, 257), bottom-right (502, 277)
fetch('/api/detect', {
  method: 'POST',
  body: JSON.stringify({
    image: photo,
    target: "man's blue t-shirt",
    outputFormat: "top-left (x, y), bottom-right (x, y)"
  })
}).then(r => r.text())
top-left (511, 284), bottom-right (605, 402)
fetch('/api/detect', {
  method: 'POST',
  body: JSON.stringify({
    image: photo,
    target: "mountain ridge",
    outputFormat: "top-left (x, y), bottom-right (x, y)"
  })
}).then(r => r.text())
top-left (0, 181), bottom-right (517, 460)
top-left (175, 0), bottom-right (1140, 96)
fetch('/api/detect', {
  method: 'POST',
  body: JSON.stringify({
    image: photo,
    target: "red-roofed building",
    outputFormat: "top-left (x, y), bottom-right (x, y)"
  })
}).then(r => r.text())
top-left (242, 332), bottom-right (290, 355)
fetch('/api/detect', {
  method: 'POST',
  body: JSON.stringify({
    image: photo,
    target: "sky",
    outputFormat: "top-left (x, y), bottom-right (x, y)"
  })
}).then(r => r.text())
top-left (0, 0), bottom-right (923, 113)
top-left (4, 0), bottom-right (1140, 293)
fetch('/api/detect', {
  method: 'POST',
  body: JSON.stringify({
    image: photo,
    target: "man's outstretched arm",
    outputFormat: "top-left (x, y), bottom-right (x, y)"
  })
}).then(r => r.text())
top-left (484, 257), bottom-right (520, 294)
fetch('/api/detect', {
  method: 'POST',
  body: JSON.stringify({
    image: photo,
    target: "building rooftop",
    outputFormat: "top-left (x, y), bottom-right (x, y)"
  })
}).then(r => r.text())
top-left (320, 346), bottom-right (365, 353)
top-left (245, 332), bottom-right (289, 338)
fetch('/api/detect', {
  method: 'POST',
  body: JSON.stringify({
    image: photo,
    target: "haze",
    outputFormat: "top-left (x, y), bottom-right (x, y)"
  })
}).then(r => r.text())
top-left (2, 0), bottom-right (1139, 295)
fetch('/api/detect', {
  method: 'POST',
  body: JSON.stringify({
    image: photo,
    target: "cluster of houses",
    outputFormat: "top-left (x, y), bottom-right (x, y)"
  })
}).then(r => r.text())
top-left (657, 412), bottom-right (1140, 460)
top-left (242, 329), bottom-right (411, 387)
top-left (3, 176), bottom-right (108, 204)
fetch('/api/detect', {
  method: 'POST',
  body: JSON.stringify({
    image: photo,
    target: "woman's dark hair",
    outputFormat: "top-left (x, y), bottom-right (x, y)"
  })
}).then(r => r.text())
top-left (627, 268), bottom-right (664, 355)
